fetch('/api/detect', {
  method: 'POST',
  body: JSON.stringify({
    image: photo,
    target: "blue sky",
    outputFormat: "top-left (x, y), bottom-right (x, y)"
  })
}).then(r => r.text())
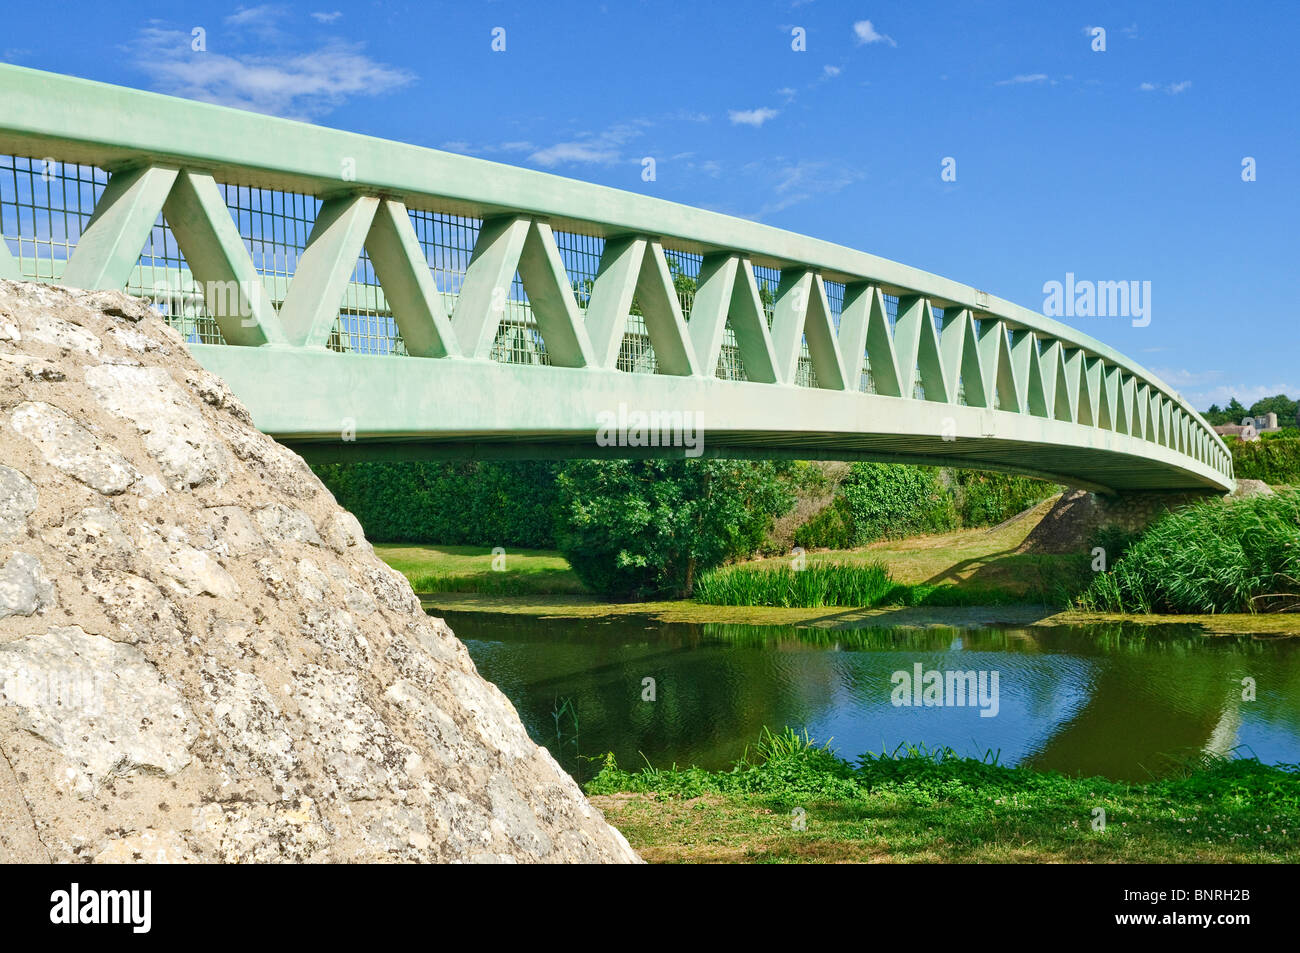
top-left (5, 1), bottom-right (1297, 411)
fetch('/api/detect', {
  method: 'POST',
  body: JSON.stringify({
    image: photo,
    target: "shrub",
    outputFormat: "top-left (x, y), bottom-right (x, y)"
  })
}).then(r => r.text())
top-left (1078, 488), bottom-right (1300, 613)
top-left (554, 459), bottom-right (794, 598)
top-left (953, 470), bottom-right (1057, 527)
top-left (839, 463), bottom-right (957, 544)
top-left (312, 460), bottom-right (563, 547)
top-left (1231, 437), bottom-right (1300, 485)
top-left (792, 497), bottom-right (855, 550)
top-left (791, 465), bottom-right (1055, 550)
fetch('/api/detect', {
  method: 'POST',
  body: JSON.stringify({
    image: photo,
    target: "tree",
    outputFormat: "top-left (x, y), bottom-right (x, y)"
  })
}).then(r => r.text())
top-left (1247, 394), bottom-right (1298, 422)
top-left (554, 459), bottom-right (794, 597)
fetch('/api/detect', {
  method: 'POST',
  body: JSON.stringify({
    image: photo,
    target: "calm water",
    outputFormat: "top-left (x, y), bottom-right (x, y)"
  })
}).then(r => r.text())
top-left (442, 610), bottom-right (1300, 782)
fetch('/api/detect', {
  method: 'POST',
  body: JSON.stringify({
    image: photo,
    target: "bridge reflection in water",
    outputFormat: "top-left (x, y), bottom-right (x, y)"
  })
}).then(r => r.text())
top-left (448, 612), bottom-right (1300, 783)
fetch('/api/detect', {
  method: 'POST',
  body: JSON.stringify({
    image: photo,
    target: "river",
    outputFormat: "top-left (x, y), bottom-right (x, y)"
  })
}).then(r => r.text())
top-left (440, 610), bottom-right (1300, 783)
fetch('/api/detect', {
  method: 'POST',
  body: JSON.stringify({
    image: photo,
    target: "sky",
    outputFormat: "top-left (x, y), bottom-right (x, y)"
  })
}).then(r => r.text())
top-left (4, 0), bottom-right (1297, 412)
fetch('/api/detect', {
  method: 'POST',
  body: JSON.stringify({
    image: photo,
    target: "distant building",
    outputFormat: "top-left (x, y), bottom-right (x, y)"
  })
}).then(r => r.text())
top-left (1214, 413), bottom-right (1280, 443)
top-left (1215, 422), bottom-right (1256, 441)
top-left (1250, 412), bottom-right (1280, 432)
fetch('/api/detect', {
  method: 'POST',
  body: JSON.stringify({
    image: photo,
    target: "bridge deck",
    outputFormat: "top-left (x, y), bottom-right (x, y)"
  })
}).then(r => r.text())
top-left (0, 64), bottom-right (1233, 494)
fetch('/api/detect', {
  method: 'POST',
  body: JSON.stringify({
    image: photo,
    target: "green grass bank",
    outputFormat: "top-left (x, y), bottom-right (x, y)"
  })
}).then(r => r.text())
top-left (587, 729), bottom-right (1300, 863)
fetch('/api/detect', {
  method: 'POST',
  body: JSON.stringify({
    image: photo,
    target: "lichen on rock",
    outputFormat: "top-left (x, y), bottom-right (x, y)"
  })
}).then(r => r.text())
top-left (0, 279), bottom-right (638, 864)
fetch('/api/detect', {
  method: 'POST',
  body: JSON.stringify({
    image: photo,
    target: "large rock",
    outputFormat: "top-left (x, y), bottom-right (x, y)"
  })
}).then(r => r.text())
top-left (0, 279), bottom-right (637, 863)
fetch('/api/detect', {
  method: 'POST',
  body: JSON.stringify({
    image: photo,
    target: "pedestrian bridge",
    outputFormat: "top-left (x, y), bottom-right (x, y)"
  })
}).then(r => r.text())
top-left (0, 65), bottom-right (1232, 493)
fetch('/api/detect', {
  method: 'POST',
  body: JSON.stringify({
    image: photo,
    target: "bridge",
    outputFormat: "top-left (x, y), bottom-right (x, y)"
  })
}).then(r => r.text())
top-left (0, 64), bottom-right (1233, 494)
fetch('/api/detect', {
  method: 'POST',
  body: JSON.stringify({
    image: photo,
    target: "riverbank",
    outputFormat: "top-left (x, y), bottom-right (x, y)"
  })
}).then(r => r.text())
top-left (376, 497), bottom-right (1086, 603)
top-left (585, 732), bottom-right (1300, 863)
top-left (376, 497), bottom-right (1300, 635)
top-left (418, 593), bottom-right (1300, 636)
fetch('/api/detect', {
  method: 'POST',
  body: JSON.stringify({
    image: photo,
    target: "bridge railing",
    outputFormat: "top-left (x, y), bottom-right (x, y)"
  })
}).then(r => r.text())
top-left (0, 64), bottom-right (1232, 484)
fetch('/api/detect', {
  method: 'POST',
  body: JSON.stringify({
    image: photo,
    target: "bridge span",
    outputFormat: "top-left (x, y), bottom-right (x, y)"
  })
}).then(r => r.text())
top-left (0, 65), bottom-right (1232, 494)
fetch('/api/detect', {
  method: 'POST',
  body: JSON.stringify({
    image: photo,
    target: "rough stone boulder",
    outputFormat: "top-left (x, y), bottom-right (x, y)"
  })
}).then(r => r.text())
top-left (0, 279), bottom-right (638, 863)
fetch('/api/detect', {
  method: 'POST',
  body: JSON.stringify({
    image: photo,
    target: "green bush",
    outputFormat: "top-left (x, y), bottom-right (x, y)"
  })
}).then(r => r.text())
top-left (1231, 437), bottom-right (1300, 485)
top-left (792, 497), bottom-right (855, 549)
top-left (1079, 489), bottom-right (1300, 613)
top-left (839, 463), bottom-right (957, 544)
top-left (312, 460), bottom-right (562, 547)
top-left (790, 464), bottom-right (1055, 550)
top-left (953, 470), bottom-right (1057, 526)
top-left (554, 459), bottom-right (794, 598)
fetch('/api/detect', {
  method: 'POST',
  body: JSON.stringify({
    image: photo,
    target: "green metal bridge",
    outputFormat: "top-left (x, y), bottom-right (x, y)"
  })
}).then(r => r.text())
top-left (0, 65), bottom-right (1232, 493)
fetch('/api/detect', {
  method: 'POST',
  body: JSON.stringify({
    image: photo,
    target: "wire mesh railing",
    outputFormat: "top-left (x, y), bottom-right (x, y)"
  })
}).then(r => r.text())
top-left (0, 142), bottom-right (1232, 480)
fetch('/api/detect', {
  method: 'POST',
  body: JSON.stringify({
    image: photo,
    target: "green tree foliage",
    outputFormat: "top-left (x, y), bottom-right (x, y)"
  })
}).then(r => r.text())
top-left (951, 469), bottom-right (1055, 526)
top-left (1231, 438), bottom-right (1300, 485)
top-left (1248, 393), bottom-right (1299, 422)
top-left (312, 461), bottom-right (563, 547)
top-left (840, 463), bottom-right (957, 544)
top-left (554, 459), bottom-right (794, 598)
top-left (794, 464), bottom-right (1056, 548)
top-left (1203, 394), bottom-right (1299, 427)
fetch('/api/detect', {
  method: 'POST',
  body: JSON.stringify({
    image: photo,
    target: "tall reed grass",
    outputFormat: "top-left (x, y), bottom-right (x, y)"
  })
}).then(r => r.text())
top-left (1079, 488), bottom-right (1300, 614)
top-left (693, 562), bottom-right (896, 608)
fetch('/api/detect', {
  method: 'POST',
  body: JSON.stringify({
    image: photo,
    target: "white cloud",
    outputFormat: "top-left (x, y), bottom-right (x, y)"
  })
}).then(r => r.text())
top-left (134, 27), bottom-right (414, 120)
top-left (1149, 368), bottom-right (1298, 411)
top-left (1186, 383), bottom-right (1299, 411)
top-left (528, 123), bottom-right (646, 167)
top-left (223, 4), bottom-right (291, 39)
top-left (823, 64), bottom-right (841, 77)
top-left (225, 4), bottom-right (285, 27)
top-left (1151, 367), bottom-right (1222, 390)
top-left (853, 20), bottom-right (896, 46)
top-left (530, 142), bottom-right (618, 165)
top-left (720, 158), bottom-right (863, 220)
top-left (728, 107), bottom-right (779, 127)
top-left (997, 73), bottom-right (1050, 86)
top-left (1139, 80), bottom-right (1192, 94)
top-left (311, 11), bottom-right (343, 23)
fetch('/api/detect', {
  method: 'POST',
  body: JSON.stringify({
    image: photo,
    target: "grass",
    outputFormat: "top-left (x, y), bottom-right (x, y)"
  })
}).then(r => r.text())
top-left (1079, 488), bottom-right (1300, 614)
top-left (694, 497), bottom-right (1090, 610)
top-left (694, 561), bottom-right (1046, 609)
top-left (695, 562), bottom-right (895, 608)
top-left (741, 496), bottom-right (1092, 605)
top-left (587, 728), bottom-right (1300, 863)
top-left (419, 591), bottom-right (1300, 637)
top-left (378, 497), bottom-right (1088, 607)
top-left (373, 543), bottom-right (586, 596)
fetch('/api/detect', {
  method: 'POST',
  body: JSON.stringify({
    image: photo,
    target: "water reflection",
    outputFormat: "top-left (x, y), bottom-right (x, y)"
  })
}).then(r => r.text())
top-left (441, 610), bottom-right (1300, 782)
